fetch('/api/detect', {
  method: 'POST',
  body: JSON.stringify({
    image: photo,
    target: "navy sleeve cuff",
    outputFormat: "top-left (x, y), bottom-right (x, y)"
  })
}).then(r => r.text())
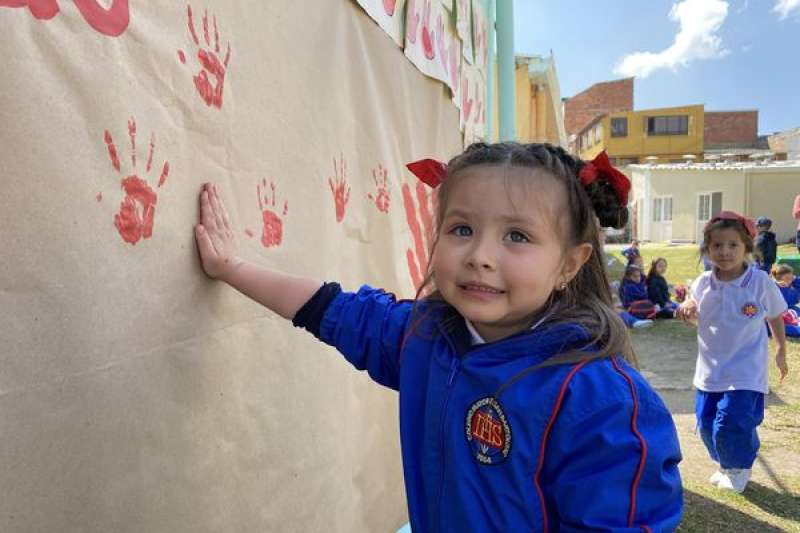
top-left (292, 282), bottom-right (342, 340)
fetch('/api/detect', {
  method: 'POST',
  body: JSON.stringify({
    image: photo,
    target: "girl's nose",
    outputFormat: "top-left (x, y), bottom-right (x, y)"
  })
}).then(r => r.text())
top-left (466, 240), bottom-right (496, 270)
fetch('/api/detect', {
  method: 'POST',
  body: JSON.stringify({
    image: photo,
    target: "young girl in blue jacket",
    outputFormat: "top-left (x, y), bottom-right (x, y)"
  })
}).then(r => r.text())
top-left (194, 143), bottom-right (683, 532)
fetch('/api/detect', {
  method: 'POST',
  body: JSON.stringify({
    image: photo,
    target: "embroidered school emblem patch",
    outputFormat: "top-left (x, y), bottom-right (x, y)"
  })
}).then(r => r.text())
top-left (741, 302), bottom-right (759, 318)
top-left (465, 397), bottom-right (511, 465)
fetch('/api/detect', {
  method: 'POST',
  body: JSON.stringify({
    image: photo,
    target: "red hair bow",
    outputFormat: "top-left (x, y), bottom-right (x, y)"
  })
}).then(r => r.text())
top-left (705, 210), bottom-right (757, 239)
top-left (578, 151), bottom-right (630, 206)
top-left (406, 158), bottom-right (447, 188)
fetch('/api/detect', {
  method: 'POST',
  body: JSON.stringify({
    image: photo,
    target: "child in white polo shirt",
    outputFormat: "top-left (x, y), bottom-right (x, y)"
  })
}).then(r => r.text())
top-left (678, 211), bottom-right (789, 493)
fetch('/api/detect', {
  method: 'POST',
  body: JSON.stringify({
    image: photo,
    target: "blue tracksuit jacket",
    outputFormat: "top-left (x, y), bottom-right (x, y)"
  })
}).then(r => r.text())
top-left (295, 284), bottom-right (683, 532)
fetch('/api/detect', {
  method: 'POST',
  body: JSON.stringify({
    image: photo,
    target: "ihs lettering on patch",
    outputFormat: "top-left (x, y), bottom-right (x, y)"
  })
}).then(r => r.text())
top-left (741, 302), bottom-right (759, 318)
top-left (465, 397), bottom-right (511, 465)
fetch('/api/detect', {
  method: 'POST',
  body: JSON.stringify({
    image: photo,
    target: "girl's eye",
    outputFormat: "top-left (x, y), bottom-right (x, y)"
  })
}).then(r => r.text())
top-left (504, 230), bottom-right (529, 243)
top-left (451, 225), bottom-right (472, 237)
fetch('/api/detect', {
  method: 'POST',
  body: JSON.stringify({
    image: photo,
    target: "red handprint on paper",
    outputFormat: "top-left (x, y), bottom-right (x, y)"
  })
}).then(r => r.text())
top-left (403, 181), bottom-right (435, 291)
top-left (178, 4), bottom-right (231, 109)
top-left (420, 0), bottom-right (435, 60)
top-left (101, 118), bottom-right (170, 245)
top-left (383, 0), bottom-right (396, 16)
top-left (405, 0), bottom-right (420, 44)
top-left (328, 154), bottom-right (350, 223)
top-left (0, 0), bottom-right (129, 36)
top-left (254, 179), bottom-right (288, 248)
top-left (367, 164), bottom-right (391, 214)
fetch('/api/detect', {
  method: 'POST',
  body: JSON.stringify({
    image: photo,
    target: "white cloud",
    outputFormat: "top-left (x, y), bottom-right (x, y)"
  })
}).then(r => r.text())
top-left (614, 0), bottom-right (729, 79)
top-left (774, 0), bottom-right (800, 18)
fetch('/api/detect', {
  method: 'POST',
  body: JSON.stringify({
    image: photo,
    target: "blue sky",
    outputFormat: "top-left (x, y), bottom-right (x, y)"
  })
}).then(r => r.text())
top-left (514, 0), bottom-right (799, 135)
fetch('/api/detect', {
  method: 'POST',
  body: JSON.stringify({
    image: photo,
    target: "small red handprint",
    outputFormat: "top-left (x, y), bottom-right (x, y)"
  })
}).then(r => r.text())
top-left (420, 0), bottom-right (435, 60)
top-left (255, 179), bottom-right (288, 248)
top-left (383, 0), bottom-right (396, 16)
top-left (367, 164), bottom-right (391, 214)
top-left (101, 118), bottom-right (170, 245)
top-left (328, 154), bottom-right (350, 223)
top-left (403, 181), bottom-right (436, 291)
top-left (178, 4), bottom-right (231, 109)
top-left (405, 0), bottom-right (420, 44)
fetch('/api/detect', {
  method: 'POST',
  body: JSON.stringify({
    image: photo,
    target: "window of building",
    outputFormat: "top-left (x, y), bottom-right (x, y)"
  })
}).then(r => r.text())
top-left (653, 196), bottom-right (673, 222)
top-left (594, 123), bottom-right (603, 145)
top-left (611, 117), bottom-right (628, 137)
top-left (647, 115), bottom-right (689, 136)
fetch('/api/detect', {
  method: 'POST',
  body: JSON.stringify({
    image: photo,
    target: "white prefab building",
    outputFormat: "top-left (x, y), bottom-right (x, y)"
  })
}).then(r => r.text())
top-left (629, 162), bottom-right (800, 244)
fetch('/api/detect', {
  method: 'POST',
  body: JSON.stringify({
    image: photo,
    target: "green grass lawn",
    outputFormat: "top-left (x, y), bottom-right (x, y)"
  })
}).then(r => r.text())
top-left (609, 243), bottom-right (800, 532)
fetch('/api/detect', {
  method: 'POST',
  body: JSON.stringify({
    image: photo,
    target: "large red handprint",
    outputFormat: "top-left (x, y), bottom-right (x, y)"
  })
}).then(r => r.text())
top-left (405, 0), bottom-right (420, 44)
top-left (367, 164), bottom-right (391, 214)
top-left (178, 4), bottom-right (231, 109)
top-left (0, 0), bottom-right (129, 36)
top-left (101, 118), bottom-right (170, 245)
top-left (403, 181), bottom-right (435, 291)
top-left (328, 154), bottom-right (350, 223)
top-left (255, 179), bottom-right (288, 248)
top-left (420, 0), bottom-right (435, 60)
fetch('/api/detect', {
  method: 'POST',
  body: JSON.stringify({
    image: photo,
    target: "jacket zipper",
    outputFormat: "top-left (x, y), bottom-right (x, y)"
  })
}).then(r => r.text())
top-left (435, 356), bottom-right (460, 530)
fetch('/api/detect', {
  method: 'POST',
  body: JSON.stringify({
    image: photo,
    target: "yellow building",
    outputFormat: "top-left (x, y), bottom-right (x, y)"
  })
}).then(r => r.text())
top-left (515, 55), bottom-right (567, 146)
top-left (576, 104), bottom-right (705, 164)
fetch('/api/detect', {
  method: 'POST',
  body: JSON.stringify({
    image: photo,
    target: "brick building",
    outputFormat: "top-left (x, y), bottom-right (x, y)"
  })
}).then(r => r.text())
top-left (563, 78), bottom-right (633, 137)
top-left (704, 110), bottom-right (758, 149)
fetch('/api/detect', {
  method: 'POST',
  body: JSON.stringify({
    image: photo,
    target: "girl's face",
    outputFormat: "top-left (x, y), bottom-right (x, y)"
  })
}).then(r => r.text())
top-left (655, 259), bottom-right (667, 275)
top-left (707, 227), bottom-right (747, 279)
top-left (431, 167), bottom-right (590, 342)
top-left (627, 270), bottom-right (642, 284)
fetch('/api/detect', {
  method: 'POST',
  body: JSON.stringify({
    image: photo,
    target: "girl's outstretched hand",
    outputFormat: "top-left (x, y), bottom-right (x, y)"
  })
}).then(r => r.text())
top-left (676, 300), bottom-right (698, 323)
top-left (195, 183), bottom-right (241, 280)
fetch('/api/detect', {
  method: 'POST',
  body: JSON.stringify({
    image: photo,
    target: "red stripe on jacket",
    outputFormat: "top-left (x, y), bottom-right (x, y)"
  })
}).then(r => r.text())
top-left (532, 359), bottom-right (590, 533)
top-left (610, 357), bottom-right (649, 530)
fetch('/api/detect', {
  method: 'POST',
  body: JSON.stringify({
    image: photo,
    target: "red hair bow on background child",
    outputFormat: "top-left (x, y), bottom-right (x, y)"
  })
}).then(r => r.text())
top-left (578, 151), bottom-right (630, 206)
top-left (704, 210), bottom-right (757, 239)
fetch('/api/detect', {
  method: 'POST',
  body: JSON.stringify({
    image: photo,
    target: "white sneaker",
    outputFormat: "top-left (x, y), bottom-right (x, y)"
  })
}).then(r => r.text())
top-left (709, 470), bottom-right (724, 486)
top-left (632, 319), bottom-right (654, 329)
top-left (717, 468), bottom-right (751, 493)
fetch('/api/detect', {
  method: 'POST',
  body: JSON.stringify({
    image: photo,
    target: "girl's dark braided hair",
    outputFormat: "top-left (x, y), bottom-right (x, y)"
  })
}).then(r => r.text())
top-left (445, 142), bottom-right (628, 229)
top-left (414, 141), bottom-right (637, 367)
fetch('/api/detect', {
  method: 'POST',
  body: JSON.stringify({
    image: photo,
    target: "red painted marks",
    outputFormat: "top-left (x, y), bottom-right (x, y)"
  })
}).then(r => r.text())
top-left (104, 130), bottom-right (120, 171)
top-left (405, 0), bottom-right (419, 44)
top-left (382, 0), bottom-right (396, 16)
top-left (436, 13), bottom-right (447, 75)
top-left (102, 118), bottom-right (169, 245)
top-left (256, 179), bottom-right (288, 248)
top-left (115, 176), bottom-right (157, 244)
top-left (244, 228), bottom-right (254, 238)
top-left (179, 4), bottom-right (232, 110)
top-left (403, 181), bottom-right (435, 290)
top-left (420, 0), bottom-right (435, 60)
top-left (96, 192), bottom-right (103, 202)
top-left (0, 0), bottom-right (129, 36)
top-left (328, 154), bottom-right (350, 223)
top-left (461, 76), bottom-right (473, 124)
top-left (367, 164), bottom-right (391, 214)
